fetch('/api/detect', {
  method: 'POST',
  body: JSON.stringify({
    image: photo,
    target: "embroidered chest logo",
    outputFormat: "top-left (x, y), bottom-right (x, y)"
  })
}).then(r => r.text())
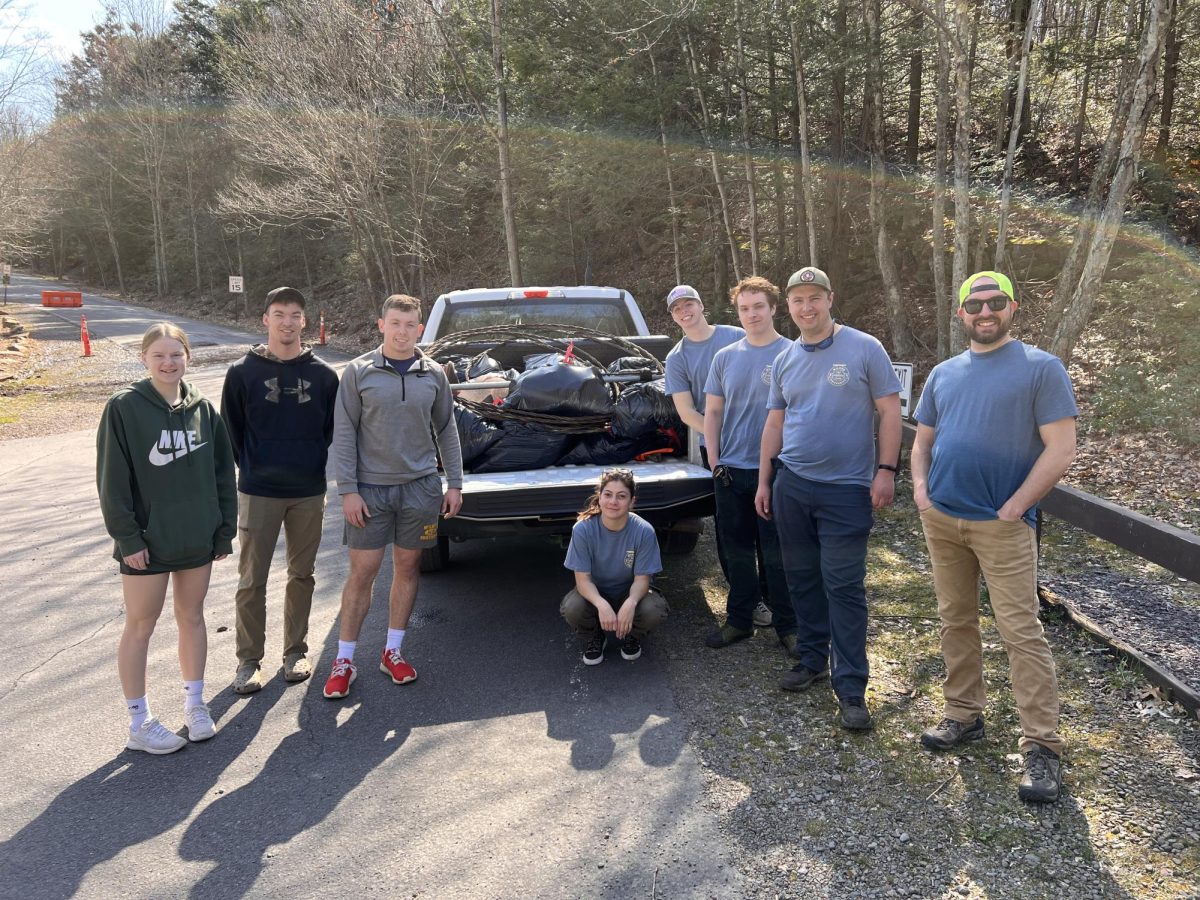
top-left (264, 377), bottom-right (313, 404)
top-left (826, 363), bottom-right (850, 387)
top-left (148, 430), bottom-right (207, 466)
top-left (624, 549), bottom-right (636, 569)
top-left (761, 364), bottom-right (773, 385)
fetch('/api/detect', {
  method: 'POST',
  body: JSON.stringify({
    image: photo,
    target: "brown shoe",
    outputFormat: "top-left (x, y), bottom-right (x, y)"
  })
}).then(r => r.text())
top-left (282, 653), bottom-right (312, 684)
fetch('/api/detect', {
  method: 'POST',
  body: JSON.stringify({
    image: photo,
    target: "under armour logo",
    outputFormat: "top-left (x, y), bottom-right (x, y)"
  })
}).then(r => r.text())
top-left (264, 377), bottom-right (312, 404)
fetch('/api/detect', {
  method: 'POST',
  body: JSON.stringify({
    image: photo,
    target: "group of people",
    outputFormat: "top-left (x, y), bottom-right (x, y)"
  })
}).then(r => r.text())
top-left (647, 267), bottom-right (1076, 803)
top-left (96, 266), bottom-right (1077, 804)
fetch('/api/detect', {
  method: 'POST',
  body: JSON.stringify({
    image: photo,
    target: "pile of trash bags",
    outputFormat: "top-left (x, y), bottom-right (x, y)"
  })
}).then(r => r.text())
top-left (445, 350), bottom-right (683, 473)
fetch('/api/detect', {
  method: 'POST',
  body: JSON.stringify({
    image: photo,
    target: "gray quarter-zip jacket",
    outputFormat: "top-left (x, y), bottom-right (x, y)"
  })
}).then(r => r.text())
top-left (332, 346), bottom-right (464, 494)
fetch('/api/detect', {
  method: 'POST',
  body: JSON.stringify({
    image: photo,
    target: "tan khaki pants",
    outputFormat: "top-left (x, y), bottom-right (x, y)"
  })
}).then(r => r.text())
top-left (235, 492), bottom-right (327, 664)
top-left (560, 588), bottom-right (669, 641)
top-left (919, 505), bottom-right (1064, 756)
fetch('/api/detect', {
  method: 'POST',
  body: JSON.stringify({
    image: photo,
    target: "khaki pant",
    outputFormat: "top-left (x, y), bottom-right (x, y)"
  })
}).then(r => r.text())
top-left (560, 588), bottom-right (669, 641)
top-left (235, 491), bottom-right (327, 665)
top-left (919, 505), bottom-right (1064, 756)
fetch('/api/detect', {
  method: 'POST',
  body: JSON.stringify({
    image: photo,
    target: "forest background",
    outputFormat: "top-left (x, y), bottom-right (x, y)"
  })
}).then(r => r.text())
top-left (0, 0), bottom-right (1197, 473)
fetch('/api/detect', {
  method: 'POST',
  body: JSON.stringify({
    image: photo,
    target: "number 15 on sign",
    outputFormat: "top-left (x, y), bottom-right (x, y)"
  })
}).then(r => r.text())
top-left (229, 275), bottom-right (244, 294)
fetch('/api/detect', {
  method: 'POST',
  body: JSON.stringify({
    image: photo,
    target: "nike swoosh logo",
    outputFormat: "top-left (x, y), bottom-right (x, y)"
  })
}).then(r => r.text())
top-left (148, 441), bottom-right (209, 466)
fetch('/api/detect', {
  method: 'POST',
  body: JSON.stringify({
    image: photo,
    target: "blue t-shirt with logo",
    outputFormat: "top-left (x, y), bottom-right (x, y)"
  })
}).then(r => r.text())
top-left (564, 512), bottom-right (662, 601)
top-left (704, 335), bottom-right (792, 469)
top-left (767, 326), bottom-right (901, 487)
top-left (664, 324), bottom-right (744, 445)
top-left (913, 339), bottom-right (1077, 527)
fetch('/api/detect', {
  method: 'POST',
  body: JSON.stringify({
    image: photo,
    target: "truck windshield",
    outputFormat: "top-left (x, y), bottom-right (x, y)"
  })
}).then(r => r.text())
top-left (440, 299), bottom-right (634, 336)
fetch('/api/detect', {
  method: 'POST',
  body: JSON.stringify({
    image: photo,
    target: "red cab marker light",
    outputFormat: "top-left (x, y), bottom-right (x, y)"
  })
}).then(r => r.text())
top-left (523, 289), bottom-right (549, 298)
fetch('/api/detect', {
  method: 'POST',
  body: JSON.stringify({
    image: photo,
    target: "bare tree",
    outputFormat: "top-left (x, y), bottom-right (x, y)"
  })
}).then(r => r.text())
top-left (734, 0), bottom-right (759, 274)
top-left (789, 19), bottom-right (818, 266)
top-left (994, 0), bottom-right (1040, 270)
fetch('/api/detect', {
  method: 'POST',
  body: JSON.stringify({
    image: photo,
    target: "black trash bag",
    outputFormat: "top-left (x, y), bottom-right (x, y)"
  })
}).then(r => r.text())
top-left (611, 378), bottom-right (681, 440)
top-left (504, 362), bottom-right (614, 417)
top-left (523, 352), bottom-right (565, 370)
top-left (453, 404), bottom-right (503, 468)
top-left (471, 421), bottom-right (576, 473)
top-left (607, 356), bottom-right (658, 375)
top-left (557, 431), bottom-right (669, 466)
top-left (467, 351), bottom-right (504, 379)
top-left (444, 355), bottom-right (472, 383)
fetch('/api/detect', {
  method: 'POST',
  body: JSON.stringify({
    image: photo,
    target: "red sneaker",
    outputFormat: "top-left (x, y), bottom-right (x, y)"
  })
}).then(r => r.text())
top-left (322, 658), bottom-right (357, 699)
top-left (380, 648), bottom-right (418, 684)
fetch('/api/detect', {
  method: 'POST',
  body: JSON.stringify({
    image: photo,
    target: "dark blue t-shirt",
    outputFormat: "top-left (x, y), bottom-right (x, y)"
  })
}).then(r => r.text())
top-left (564, 513), bottom-right (662, 600)
top-left (913, 340), bottom-right (1077, 527)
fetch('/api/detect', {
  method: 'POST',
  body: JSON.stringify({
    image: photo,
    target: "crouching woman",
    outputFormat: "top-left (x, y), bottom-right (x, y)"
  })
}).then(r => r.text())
top-left (560, 469), bottom-right (669, 665)
top-left (96, 323), bottom-right (237, 755)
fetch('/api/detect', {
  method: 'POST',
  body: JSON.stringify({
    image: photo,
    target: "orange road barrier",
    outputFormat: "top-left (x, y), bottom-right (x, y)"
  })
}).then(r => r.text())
top-left (81, 315), bottom-right (92, 357)
top-left (319, 310), bottom-right (327, 345)
top-left (42, 290), bottom-right (83, 308)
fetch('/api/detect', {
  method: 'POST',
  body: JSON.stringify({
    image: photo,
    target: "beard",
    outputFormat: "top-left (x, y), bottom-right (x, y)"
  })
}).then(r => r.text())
top-left (965, 316), bottom-right (1011, 345)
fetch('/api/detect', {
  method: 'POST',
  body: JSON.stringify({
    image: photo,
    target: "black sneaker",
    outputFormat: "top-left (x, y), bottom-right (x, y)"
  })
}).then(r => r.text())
top-left (704, 624), bottom-right (754, 648)
top-left (582, 634), bottom-right (607, 666)
top-left (778, 663), bottom-right (828, 692)
top-left (920, 715), bottom-right (985, 751)
top-left (1018, 745), bottom-right (1062, 803)
top-left (778, 632), bottom-right (800, 658)
top-left (839, 696), bottom-right (873, 731)
top-left (620, 635), bottom-right (642, 661)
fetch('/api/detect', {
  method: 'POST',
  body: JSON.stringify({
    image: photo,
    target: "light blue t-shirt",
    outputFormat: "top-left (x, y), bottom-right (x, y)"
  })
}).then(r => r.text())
top-left (704, 334), bottom-right (792, 469)
top-left (664, 324), bottom-right (745, 446)
top-left (913, 339), bottom-right (1077, 528)
top-left (564, 513), bottom-right (662, 601)
top-left (767, 325), bottom-right (901, 487)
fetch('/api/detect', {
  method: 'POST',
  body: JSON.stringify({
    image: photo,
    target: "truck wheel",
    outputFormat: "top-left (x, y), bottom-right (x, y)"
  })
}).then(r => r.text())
top-left (420, 535), bottom-right (450, 572)
top-left (658, 529), bottom-right (699, 555)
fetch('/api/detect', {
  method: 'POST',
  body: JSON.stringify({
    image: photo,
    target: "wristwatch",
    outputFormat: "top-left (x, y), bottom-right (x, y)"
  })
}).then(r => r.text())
top-left (877, 463), bottom-right (899, 473)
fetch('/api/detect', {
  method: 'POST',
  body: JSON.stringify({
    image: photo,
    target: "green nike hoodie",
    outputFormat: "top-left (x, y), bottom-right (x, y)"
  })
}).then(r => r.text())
top-left (96, 377), bottom-right (237, 571)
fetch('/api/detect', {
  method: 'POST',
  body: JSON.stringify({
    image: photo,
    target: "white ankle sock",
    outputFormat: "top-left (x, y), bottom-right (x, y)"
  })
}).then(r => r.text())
top-left (182, 679), bottom-right (204, 710)
top-left (337, 640), bottom-right (357, 662)
top-left (127, 696), bottom-right (150, 731)
top-left (385, 628), bottom-right (405, 652)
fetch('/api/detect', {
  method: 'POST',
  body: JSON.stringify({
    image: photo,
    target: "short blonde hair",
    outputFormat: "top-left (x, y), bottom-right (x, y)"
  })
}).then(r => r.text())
top-left (140, 322), bottom-right (191, 357)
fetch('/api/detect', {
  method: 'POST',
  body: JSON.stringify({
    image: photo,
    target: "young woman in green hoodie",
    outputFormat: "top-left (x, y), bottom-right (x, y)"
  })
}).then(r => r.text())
top-left (96, 323), bottom-right (237, 754)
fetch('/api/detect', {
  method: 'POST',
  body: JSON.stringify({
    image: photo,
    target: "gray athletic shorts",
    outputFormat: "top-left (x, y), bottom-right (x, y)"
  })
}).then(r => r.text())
top-left (344, 476), bottom-right (443, 551)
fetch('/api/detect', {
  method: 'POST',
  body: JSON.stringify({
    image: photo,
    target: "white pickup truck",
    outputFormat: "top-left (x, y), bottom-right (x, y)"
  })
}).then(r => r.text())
top-left (418, 285), bottom-right (715, 570)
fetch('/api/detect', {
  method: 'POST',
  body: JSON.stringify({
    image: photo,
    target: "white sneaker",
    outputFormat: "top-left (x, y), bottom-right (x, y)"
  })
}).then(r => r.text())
top-left (127, 718), bottom-right (187, 755)
top-left (752, 602), bottom-right (773, 627)
top-left (185, 704), bottom-right (216, 742)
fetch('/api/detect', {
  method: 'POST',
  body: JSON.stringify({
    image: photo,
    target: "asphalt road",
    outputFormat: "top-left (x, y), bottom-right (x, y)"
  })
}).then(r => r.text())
top-left (0, 276), bottom-right (739, 898)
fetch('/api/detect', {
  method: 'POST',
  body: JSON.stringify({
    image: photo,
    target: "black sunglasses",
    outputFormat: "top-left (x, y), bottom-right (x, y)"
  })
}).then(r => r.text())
top-left (961, 296), bottom-right (1010, 315)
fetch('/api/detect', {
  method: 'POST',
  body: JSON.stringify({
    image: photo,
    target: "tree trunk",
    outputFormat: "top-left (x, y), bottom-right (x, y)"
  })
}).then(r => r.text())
top-left (649, 52), bottom-right (682, 284)
top-left (1071, 0), bottom-right (1106, 185)
top-left (1153, 0), bottom-right (1181, 162)
top-left (491, 0), bottom-right (522, 287)
top-left (826, 0), bottom-right (850, 292)
top-left (865, 0), bottom-right (915, 359)
top-left (735, 0), bottom-right (759, 274)
top-left (686, 36), bottom-right (742, 282)
top-left (950, 0), bottom-right (973, 354)
top-left (790, 21), bottom-right (819, 266)
top-left (1048, 0), bottom-right (1172, 361)
top-left (906, 13), bottom-right (923, 166)
top-left (995, 0), bottom-right (1040, 270)
top-left (932, 0), bottom-right (951, 360)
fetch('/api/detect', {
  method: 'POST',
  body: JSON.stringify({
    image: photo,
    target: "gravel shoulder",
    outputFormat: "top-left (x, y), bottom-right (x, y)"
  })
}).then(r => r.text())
top-left (4, 296), bottom-right (1200, 899)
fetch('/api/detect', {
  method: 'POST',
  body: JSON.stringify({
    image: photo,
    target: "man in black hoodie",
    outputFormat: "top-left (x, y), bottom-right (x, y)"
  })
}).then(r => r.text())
top-left (222, 287), bottom-right (339, 693)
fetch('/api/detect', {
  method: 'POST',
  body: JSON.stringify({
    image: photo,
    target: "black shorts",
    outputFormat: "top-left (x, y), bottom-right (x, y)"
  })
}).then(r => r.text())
top-left (119, 561), bottom-right (209, 576)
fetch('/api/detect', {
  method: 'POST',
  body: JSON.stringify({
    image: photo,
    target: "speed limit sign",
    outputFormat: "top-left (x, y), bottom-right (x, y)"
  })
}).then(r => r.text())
top-left (229, 275), bottom-right (244, 293)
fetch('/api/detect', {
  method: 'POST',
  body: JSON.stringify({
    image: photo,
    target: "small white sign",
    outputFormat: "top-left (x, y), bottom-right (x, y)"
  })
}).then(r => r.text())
top-left (2, 264), bottom-right (11, 277)
top-left (893, 362), bottom-right (914, 418)
top-left (229, 275), bottom-right (244, 294)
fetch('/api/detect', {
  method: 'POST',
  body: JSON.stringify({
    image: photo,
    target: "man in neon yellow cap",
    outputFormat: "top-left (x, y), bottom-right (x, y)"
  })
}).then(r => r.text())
top-left (910, 270), bottom-right (1078, 802)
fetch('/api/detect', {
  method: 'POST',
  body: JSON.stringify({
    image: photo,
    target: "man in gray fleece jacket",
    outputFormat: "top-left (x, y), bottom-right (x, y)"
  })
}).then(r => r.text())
top-left (323, 294), bottom-right (464, 700)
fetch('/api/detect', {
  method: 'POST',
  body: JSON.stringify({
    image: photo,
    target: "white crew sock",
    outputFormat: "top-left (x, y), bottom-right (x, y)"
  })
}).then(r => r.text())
top-left (337, 640), bottom-right (357, 663)
top-left (182, 679), bottom-right (204, 711)
top-left (385, 628), bottom-right (406, 652)
top-left (127, 696), bottom-right (150, 731)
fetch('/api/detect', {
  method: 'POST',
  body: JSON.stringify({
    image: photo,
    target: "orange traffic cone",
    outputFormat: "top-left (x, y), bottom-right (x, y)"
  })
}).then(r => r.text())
top-left (319, 310), bottom-right (327, 346)
top-left (81, 315), bottom-right (92, 357)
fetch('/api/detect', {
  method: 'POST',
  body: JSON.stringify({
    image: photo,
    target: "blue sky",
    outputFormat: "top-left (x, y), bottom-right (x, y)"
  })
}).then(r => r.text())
top-left (20, 0), bottom-right (109, 62)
